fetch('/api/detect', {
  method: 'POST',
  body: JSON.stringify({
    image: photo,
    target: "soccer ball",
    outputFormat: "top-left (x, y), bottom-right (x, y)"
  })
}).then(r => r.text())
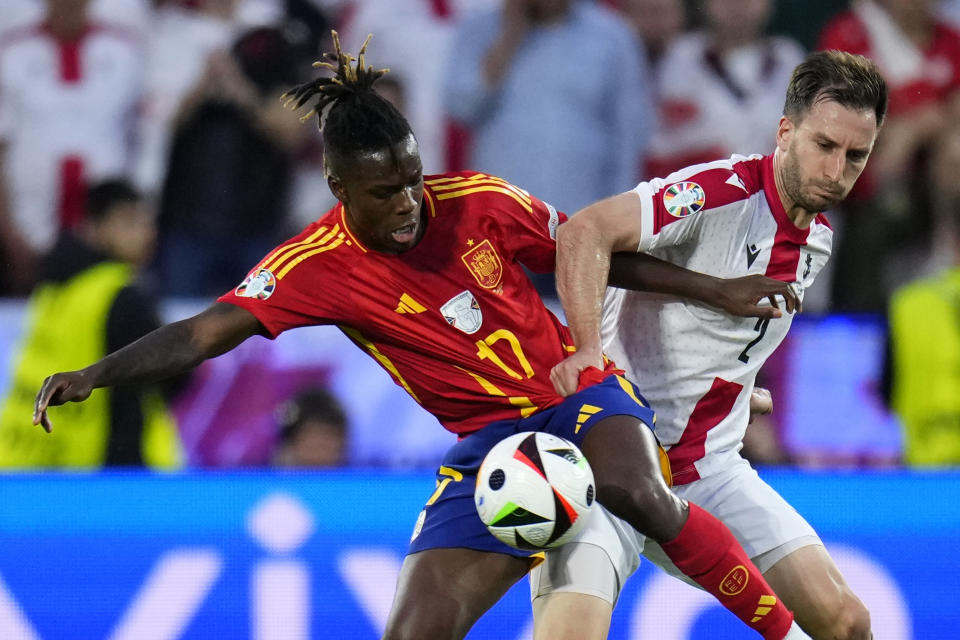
top-left (475, 432), bottom-right (595, 550)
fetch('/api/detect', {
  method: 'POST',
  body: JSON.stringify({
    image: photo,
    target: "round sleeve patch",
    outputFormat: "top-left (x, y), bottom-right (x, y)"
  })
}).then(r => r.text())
top-left (236, 268), bottom-right (277, 300)
top-left (663, 181), bottom-right (705, 218)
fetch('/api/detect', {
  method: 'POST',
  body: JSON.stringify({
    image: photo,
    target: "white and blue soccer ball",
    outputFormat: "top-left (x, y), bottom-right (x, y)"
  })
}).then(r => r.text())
top-left (475, 432), bottom-right (595, 550)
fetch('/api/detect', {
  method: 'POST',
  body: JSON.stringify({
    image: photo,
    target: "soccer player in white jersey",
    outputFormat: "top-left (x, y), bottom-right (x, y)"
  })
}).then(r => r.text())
top-left (538, 51), bottom-right (888, 640)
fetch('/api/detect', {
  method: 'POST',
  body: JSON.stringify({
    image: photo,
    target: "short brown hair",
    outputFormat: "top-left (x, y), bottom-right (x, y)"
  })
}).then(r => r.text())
top-left (784, 50), bottom-right (888, 127)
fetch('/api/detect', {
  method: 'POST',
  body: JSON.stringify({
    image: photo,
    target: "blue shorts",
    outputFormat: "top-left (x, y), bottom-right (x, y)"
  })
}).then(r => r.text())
top-left (407, 375), bottom-right (656, 559)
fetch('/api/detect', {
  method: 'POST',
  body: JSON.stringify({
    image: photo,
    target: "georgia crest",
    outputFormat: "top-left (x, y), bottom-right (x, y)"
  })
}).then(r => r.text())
top-left (663, 181), bottom-right (705, 217)
top-left (461, 239), bottom-right (503, 289)
top-left (441, 291), bottom-right (483, 334)
top-left (236, 268), bottom-right (276, 300)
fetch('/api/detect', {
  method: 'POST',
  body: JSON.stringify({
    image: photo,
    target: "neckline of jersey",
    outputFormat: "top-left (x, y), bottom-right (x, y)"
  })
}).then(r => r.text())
top-left (337, 203), bottom-right (370, 254)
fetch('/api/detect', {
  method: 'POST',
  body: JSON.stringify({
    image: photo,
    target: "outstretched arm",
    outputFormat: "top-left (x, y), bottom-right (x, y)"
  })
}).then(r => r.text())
top-left (551, 192), bottom-right (643, 396)
top-left (34, 302), bottom-right (262, 432)
top-left (609, 252), bottom-right (801, 318)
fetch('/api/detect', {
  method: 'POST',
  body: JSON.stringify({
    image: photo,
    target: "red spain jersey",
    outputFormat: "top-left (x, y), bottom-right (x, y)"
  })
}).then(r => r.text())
top-left (219, 172), bottom-right (611, 436)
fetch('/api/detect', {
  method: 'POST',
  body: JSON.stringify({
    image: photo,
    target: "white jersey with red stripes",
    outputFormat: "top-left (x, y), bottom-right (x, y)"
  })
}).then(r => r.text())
top-left (601, 153), bottom-right (832, 484)
top-left (0, 22), bottom-right (143, 251)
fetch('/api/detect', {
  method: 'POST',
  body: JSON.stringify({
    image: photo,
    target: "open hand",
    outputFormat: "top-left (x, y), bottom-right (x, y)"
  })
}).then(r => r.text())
top-left (715, 274), bottom-right (801, 319)
top-left (33, 371), bottom-right (94, 433)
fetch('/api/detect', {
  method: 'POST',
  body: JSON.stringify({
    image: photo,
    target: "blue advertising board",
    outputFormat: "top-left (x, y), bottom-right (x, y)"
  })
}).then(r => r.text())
top-left (0, 470), bottom-right (957, 639)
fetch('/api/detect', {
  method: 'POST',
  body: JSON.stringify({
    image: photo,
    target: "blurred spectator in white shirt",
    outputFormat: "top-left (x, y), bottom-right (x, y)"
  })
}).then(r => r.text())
top-left (339, 0), bottom-right (497, 175)
top-left (0, 0), bottom-right (152, 38)
top-left (644, 0), bottom-right (805, 179)
top-left (0, 0), bottom-right (145, 294)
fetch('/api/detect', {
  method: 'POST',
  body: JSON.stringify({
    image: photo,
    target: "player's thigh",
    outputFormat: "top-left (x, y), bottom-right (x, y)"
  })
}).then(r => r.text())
top-left (385, 548), bottom-right (530, 640)
top-left (531, 505), bottom-right (643, 604)
top-left (762, 545), bottom-right (870, 638)
top-left (531, 543), bottom-right (615, 640)
top-left (395, 457), bottom-right (538, 639)
top-left (532, 592), bottom-right (611, 640)
top-left (530, 507), bottom-right (643, 640)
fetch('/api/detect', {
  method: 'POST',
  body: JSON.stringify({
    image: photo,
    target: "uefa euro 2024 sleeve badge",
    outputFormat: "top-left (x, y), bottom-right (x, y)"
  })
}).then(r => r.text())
top-left (236, 268), bottom-right (276, 300)
top-left (663, 181), bottom-right (705, 218)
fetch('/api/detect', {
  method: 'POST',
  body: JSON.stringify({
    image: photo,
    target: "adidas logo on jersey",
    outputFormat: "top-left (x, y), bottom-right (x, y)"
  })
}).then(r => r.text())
top-left (395, 293), bottom-right (427, 314)
top-left (746, 243), bottom-right (761, 268)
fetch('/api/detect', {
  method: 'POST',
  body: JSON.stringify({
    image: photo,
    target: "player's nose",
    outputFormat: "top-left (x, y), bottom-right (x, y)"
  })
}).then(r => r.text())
top-left (823, 150), bottom-right (844, 182)
top-left (394, 186), bottom-right (418, 215)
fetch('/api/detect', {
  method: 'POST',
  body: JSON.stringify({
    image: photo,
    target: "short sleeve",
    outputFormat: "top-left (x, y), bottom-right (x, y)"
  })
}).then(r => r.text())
top-left (495, 182), bottom-right (568, 274)
top-left (631, 159), bottom-right (757, 252)
top-left (217, 221), bottom-right (349, 337)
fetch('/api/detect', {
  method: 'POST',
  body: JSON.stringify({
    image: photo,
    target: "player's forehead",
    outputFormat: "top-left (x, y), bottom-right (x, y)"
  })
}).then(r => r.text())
top-left (798, 99), bottom-right (878, 148)
top-left (341, 136), bottom-right (422, 187)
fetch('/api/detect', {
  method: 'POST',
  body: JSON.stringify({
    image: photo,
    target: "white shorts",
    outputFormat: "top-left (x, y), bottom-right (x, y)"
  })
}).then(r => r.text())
top-left (530, 457), bottom-right (822, 604)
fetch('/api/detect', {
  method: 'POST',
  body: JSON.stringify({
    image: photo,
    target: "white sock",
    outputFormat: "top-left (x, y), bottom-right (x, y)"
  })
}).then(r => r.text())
top-left (782, 621), bottom-right (813, 640)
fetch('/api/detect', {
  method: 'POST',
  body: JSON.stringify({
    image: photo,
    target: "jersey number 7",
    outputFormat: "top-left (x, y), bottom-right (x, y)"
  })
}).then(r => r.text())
top-left (738, 317), bottom-right (771, 364)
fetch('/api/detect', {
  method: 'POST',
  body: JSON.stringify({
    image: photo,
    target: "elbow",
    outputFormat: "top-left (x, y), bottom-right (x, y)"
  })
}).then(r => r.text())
top-left (557, 205), bottom-right (612, 254)
top-left (554, 218), bottom-right (587, 259)
top-left (167, 320), bottom-right (214, 370)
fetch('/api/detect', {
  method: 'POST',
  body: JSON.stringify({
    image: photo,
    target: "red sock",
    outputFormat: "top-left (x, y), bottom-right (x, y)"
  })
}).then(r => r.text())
top-left (659, 503), bottom-right (793, 640)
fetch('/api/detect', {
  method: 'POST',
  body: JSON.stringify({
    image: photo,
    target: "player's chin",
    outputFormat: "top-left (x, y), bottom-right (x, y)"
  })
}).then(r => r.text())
top-left (387, 238), bottom-right (418, 254)
top-left (800, 194), bottom-right (836, 212)
top-left (808, 188), bottom-right (845, 210)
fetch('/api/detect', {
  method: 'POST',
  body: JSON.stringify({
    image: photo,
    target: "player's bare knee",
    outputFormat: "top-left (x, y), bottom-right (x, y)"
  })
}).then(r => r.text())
top-left (831, 594), bottom-right (871, 640)
top-left (594, 477), bottom-right (684, 540)
top-left (803, 589), bottom-right (871, 640)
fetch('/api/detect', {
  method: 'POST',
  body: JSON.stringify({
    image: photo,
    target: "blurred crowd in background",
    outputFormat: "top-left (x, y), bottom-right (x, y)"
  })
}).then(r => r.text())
top-left (0, 0), bottom-right (959, 470)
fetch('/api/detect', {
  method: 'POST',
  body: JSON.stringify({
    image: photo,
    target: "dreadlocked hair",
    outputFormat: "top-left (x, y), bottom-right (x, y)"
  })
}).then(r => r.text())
top-left (282, 31), bottom-right (413, 159)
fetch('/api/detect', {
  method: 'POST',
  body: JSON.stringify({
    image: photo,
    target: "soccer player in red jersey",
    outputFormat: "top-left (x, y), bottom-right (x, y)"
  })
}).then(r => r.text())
top-left (33, 33), bottom-right (806, 639)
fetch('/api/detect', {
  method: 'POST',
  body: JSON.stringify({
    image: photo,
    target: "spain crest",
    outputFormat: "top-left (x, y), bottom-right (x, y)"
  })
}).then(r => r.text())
top-left (461, 239), bottom-right (503, 289)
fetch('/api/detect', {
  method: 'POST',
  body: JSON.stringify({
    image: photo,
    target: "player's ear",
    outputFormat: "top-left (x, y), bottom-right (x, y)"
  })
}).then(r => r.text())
top-left (327, 173), bottom-right (347, 204)
top-left (775, 115), bottom-right (794, 152)
top-left (324, 152), bottom-right (349, 203)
